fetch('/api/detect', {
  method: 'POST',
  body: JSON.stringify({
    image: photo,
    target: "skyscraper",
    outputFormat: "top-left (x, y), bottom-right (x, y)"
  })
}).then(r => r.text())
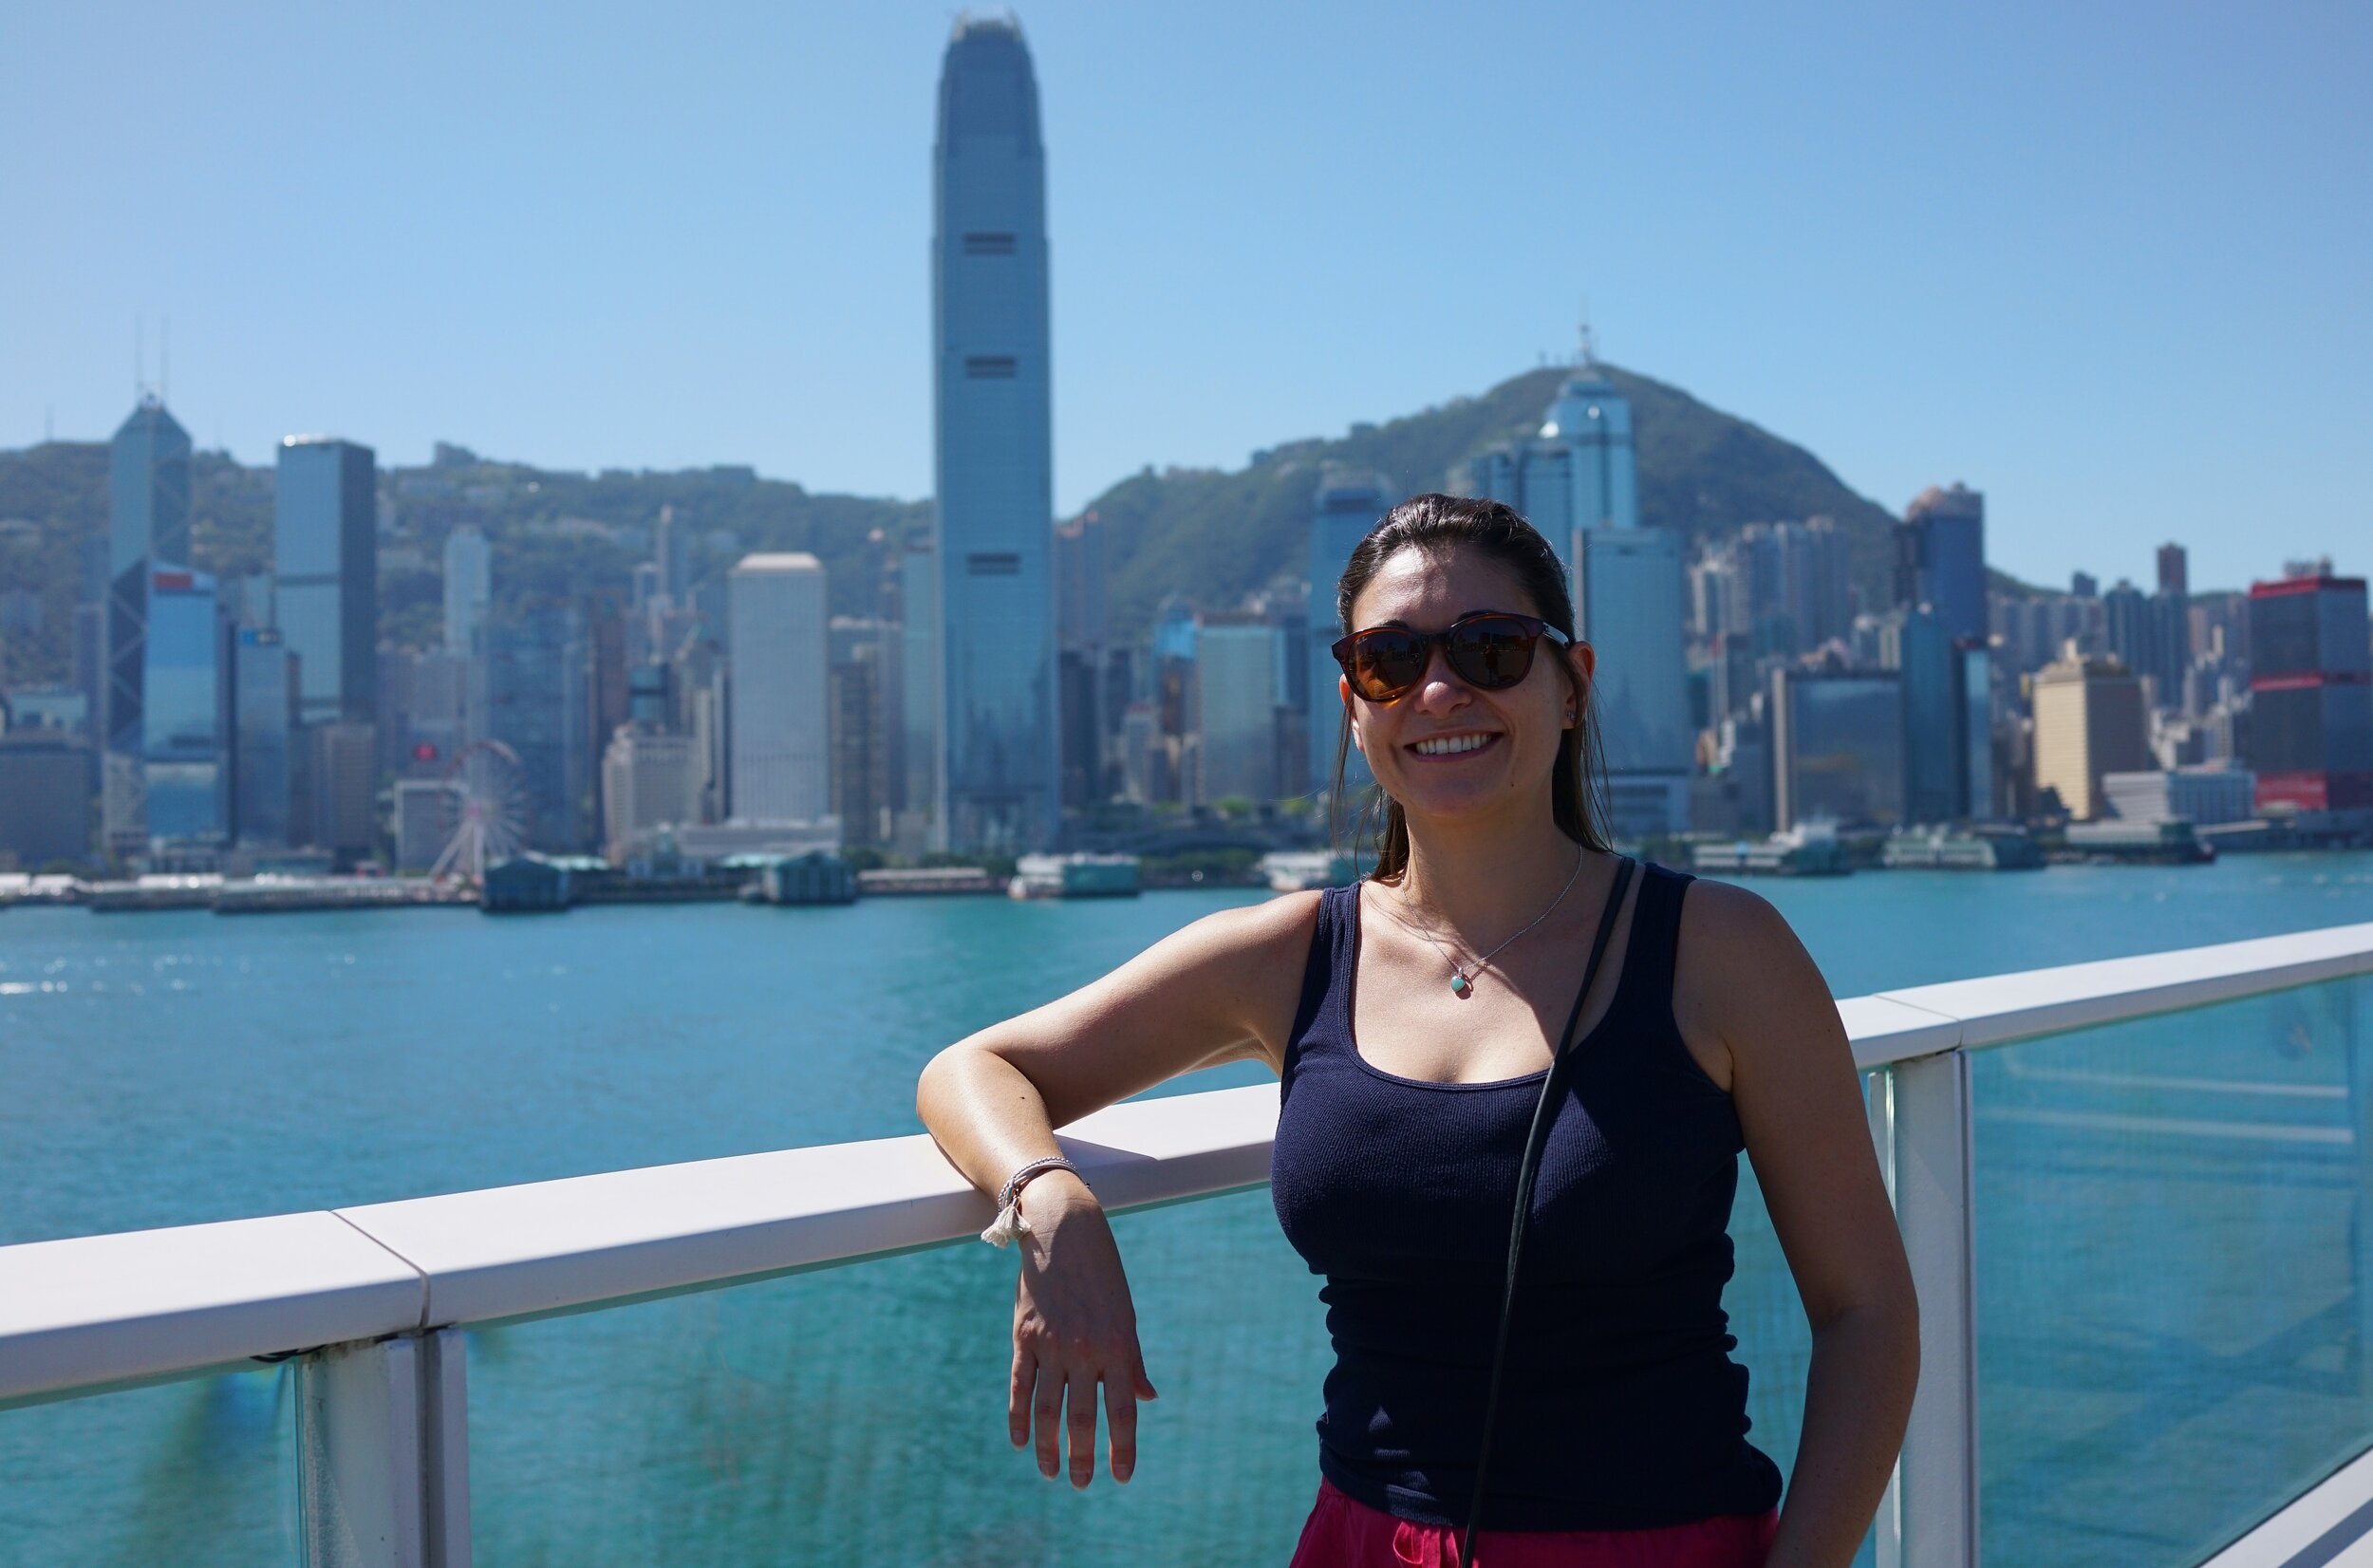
top-left (727, 553), bottom-right (830, 823)
top-left (1901, 484), bottom-right (1988, 644)
top-left (1463, 345), bottom-right (1691, 836)
top-left (933, 15), bottom-right (1057, 850)
top-left (443, 527), bottom-right (491, 657)
top-left (1306, 469), bottom-right (1392, 794)
top-left (1769, 667), bottom-right (1907, 830)
top-left (480, 603), bottom-right (590, 850)
top-left (230, 626), bottom-right (293, 846)
top-left (1194, 614), bottom-right (1283, 806)
top-left (274, 437), bottom-right (378, 727)
top-left (2244, 573), bottom-right (2372, 814)
top-left (141, 567), bottom-right (226, 845)
top-left (103, 396), bottom-right (191, 846)
top-left (2030, 654), bottom-right (2149, 820)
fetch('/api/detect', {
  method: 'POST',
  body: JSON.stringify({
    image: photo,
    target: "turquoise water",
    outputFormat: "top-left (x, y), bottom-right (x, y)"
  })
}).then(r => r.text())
top-left (2, 851), bottom-right (2371, 1565)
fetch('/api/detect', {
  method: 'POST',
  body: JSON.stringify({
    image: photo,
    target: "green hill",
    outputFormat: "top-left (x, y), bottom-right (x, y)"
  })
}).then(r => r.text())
top-left (1084, 362), bottom-right (1914, 635)
top-left (0, 363), bottom-right (1964, 687)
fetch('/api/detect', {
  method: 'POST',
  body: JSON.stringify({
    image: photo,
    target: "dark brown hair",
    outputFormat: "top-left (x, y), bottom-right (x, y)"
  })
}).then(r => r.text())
top-left (1328, 493), bottom-right (1613, 880)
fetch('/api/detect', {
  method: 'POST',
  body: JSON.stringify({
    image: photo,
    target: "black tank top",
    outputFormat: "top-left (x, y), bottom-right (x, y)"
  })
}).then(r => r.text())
top-left (1269, 862), bottom-right (1784, 1530)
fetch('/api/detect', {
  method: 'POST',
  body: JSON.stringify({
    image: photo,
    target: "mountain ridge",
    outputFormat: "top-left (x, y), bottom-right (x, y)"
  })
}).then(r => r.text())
top-left (0, 364), bottom-right (1993, 688)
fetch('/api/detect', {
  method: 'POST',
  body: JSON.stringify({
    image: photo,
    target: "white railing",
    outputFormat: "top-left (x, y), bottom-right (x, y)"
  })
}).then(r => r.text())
top-left (5, 919), bottom-right (2373, 1568)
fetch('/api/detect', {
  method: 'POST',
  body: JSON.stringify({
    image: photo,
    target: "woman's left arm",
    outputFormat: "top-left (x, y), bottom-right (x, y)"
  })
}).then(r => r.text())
top-left (1678, 880), bottom-right (1919, 1568)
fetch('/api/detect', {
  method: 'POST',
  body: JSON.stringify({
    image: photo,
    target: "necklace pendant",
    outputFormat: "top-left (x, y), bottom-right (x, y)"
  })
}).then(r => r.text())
top-left (1450, 973), bottom-right (1473, 998)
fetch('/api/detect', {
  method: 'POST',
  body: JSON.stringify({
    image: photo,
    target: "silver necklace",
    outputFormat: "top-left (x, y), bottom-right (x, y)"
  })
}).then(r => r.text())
top-left (1375, 849), bottom-right (1586, 999)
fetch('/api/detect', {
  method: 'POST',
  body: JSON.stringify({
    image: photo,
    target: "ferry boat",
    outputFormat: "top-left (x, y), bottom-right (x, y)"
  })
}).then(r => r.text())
top-left (1008, 852), bottom-right (1142, 900)
top-left (1689, 819), bottom-right (1851, 877)
top-left (1260, 850), bottom-right (1366, 892)
top-left (1880, 826), bottom-right (2046, 871)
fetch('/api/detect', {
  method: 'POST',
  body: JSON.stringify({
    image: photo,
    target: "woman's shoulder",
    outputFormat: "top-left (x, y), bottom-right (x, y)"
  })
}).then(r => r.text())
top-left (1175, 887), bottom-right (1326, 968)
top-left (1672, 871), bottom-right (1834, 1064)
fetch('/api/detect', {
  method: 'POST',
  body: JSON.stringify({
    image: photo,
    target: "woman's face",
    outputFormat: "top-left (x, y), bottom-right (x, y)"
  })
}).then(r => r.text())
top-left (1340, 544), bottom-right (1594, 831)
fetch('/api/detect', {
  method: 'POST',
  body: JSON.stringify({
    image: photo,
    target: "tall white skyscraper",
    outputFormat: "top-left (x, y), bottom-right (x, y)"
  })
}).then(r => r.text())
top-left (727, 553), bottom-right (830, 823)
top-left (443, 527), bottom-right (491, 657)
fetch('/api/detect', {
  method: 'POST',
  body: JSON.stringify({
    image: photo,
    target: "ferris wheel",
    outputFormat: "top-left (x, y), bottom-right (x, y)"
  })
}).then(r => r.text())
top-left (428, 739), bottom-right (532, 883)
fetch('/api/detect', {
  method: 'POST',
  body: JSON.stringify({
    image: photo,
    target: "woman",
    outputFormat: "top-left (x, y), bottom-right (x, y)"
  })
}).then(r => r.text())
top-left (916, 495), bottom-right (1917, 1566)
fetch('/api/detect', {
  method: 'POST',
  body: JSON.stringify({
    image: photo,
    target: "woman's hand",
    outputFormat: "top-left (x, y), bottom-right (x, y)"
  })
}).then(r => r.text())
top-left (1007, 1171), bottom-right (1159, 1488)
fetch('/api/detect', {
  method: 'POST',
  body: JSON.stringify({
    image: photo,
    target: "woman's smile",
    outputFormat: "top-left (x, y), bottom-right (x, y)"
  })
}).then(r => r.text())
top-left (1407, 730), bottom-right (1503, 759)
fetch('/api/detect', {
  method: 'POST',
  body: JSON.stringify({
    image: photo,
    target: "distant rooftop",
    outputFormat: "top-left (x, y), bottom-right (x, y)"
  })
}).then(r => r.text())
top-left (732, 551), bottom-right (823, 574)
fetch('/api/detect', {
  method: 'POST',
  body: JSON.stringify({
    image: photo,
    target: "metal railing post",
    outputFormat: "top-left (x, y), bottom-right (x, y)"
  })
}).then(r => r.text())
top-left (1867, 1069), bottom-right (1905, 1568)
top-left (297, 1327), bottom-right (470, 1568)
top-left (1892, 1049), bottom-right (1979, 1568)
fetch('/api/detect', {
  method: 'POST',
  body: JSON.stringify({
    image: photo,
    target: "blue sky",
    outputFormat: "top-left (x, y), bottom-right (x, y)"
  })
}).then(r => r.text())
top-left (5, 2), bottom-right (2367, 593)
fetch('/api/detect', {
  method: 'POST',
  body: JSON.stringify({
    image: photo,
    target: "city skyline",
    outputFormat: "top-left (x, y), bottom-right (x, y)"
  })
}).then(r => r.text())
top-left (3, 5), bottom-right (2367, 601)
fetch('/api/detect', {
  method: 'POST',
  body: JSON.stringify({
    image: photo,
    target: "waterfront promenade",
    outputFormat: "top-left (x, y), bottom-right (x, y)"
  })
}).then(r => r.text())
top-left (3, 853), bottom-right (2370, 1565)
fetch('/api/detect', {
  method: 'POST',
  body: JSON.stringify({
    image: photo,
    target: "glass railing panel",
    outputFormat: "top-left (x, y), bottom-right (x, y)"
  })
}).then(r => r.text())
top-left (1974, 973), bottom-right (2373, 1566)
top-left (1728, 1073), bottom-right (1885, 1567)
top-left (0, 1369), bottom-right (300, 1568)
top-left (467, 1187), bottom-right (1334, 1565)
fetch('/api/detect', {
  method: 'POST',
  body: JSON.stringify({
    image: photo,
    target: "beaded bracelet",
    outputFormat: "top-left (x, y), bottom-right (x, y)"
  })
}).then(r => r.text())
top-left (981, 1155), bottom-right (1086, 1247)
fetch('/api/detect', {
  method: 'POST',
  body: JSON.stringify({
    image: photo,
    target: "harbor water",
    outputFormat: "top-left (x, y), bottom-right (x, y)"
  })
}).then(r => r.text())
top-left (4, 852), bottom-right (2372, 1565)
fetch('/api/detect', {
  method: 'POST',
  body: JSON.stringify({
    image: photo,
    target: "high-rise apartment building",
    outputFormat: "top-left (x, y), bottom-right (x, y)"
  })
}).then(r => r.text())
top-left (897, 525), bottom-right (944, 850)
top-left (443, 527), bottom-right (491, 657)
top-left (727, 553), bottom-right (830, 824)
top-left (1900, 484), bottom-right (1987, 644)
top-left (2244, 573), bottom-right (2372, 814)
top-left (274, 437), bottom-right (378, 727)
top-left (933, 15), bottom-right (1057, 850)
top-left (2030, 654), bottom-right (2150, 820)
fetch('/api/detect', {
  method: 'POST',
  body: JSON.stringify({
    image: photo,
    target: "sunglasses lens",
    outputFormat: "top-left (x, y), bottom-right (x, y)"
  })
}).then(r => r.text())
top-left (1350, 630), bottom-right (1427, 700)
top-left (1447, 617), bottom-right (1539, 689)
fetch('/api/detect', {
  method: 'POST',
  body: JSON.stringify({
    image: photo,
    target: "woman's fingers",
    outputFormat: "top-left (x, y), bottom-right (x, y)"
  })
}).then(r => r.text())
top-left (1103, 1365), bottom-right (1138, 1484)
top-left (1065, 1369), bottom-right (1102, 1487)
top-left (1031, 1358), bottom-right (1064, 1479)
top-left (1008, 1343), bottom-right (1033, 1449)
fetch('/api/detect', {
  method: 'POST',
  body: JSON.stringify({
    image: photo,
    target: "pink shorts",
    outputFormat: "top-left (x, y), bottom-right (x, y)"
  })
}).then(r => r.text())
top-left (1286, 1477), bottom-right (1780, 1567)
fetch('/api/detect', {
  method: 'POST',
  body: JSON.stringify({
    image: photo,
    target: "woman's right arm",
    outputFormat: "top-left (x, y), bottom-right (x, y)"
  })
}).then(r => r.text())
top-left (914, 891), bottom-right (1319, 1491)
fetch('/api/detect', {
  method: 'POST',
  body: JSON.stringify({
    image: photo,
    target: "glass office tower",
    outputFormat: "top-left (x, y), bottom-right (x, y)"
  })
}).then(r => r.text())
top-left (1903, 484), bottom-right (1988, 644)
top-left (142, 568), bottom-right (226, 844)
top-left (1306, 470), bottom-right (1392, 795)
top-left (933, 15), bottom-right (1057, 850)
top-left (232, 627), bottom-right (293, 846)
top-left (480, 605), bottom-right (590, 850)
top-left (1461, 348), bottom-right (1691, 835)
top-left (275, 437), bottom-right (379, 727)
top-left (105, 398), bottom-right (192, 760)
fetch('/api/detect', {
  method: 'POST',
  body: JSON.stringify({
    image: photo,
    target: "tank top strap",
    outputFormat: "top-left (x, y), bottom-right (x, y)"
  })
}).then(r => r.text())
top-left (1620, 861), bottom-right (1694, 1034)
top-left (1281, 883), bottom-right (1361, 1094)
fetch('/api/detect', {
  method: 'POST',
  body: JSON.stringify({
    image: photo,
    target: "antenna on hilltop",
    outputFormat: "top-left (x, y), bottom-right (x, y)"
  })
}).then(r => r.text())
top-left (160, 316), bottom-right (171, 404)
top-left (134, 314), bottom-right (144, 400)
top-left (1577, 294), bottom-right (1597, 367)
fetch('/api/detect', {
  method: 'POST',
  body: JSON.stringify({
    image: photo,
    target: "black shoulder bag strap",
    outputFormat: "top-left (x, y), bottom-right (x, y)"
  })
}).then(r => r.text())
top-left (1454, 852), bottom-right (1636, 1568)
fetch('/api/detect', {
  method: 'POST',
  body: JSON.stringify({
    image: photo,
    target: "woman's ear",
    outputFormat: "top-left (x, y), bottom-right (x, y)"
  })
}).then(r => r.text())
top-left (1563, 640), bottom-right (1596, 727)
top-left (1341, 675), bottom-right (1365, 754)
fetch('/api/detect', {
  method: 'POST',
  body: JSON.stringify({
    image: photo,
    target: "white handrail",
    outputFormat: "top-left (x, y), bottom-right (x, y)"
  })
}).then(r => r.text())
top-left (5, 918), bottom-right (2371, 1410)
